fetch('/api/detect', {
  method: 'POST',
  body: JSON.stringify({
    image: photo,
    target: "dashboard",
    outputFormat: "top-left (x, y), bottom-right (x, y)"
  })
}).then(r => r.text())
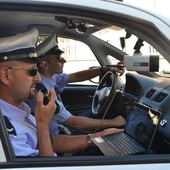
top-left (122, 73), bottom-right (170, 154)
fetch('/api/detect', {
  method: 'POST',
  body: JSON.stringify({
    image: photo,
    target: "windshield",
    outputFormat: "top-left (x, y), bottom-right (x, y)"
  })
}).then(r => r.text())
top-left (93, 27), bottom-right (170, 78)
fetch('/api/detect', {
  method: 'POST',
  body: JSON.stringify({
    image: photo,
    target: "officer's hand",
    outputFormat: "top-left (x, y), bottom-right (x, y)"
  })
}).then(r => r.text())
top-left (35, 89), bottom-right (56, 125)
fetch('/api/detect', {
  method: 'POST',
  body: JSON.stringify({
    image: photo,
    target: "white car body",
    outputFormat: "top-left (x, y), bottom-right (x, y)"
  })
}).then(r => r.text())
top-left (1, 0), bottom-right (170, 169)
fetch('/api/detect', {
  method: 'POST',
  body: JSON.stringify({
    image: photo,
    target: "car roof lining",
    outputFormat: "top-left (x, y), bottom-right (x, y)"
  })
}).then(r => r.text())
top-left (0, 10), bottom-right (111, 37)
top-left (0, 4), bottom-right (169, 65)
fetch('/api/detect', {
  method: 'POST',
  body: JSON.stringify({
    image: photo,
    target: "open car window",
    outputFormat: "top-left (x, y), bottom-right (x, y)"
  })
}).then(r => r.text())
top-left (57, 37), bottom-right (100, 85)
top-left (93, 27), bottom-right (170, 80)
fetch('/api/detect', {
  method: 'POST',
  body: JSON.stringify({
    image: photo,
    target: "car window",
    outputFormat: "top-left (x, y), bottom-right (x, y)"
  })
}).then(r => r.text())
top-left (58, 37), bottom-right (100, 85)
top-left (93, 27), bottom-right (170, 80)
top-left (40, 27), bottom-right (170, 86)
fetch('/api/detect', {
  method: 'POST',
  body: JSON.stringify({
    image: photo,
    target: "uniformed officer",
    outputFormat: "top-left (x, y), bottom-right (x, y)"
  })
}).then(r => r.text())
top-left (26, 33), bottom-right (126, 137)
top-left (0, 28), bottom-right (57, 157)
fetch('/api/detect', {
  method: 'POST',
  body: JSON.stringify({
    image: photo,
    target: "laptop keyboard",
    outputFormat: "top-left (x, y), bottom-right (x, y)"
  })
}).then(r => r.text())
top-left (101, 133), bottom-right (146, 156)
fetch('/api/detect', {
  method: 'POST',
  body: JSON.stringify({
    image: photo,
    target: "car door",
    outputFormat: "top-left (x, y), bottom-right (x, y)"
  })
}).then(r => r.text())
top-left (61, 84), bottom-right (97, 116)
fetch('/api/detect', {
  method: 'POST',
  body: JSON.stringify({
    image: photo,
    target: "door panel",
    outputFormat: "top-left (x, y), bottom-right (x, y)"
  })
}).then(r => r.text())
top-left (61, 84), bottom-right (97, 116)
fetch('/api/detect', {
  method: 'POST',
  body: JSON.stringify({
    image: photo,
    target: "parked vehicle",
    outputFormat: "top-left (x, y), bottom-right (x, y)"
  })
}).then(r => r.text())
top-left (1, 0), bottom-right (170, 169)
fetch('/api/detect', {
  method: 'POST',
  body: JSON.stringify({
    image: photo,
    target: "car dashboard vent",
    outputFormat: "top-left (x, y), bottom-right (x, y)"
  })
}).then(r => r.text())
top-left (153, 92), bottom-right (168, 103)
top-left (145, 89), bottom-right (156, 99)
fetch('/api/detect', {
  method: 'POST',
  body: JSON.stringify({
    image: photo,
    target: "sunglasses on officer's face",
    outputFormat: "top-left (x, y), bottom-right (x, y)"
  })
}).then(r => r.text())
top-left (7, 66), bottom-right (38, 77)
top-left (55, 55), bottom-right (63, 62)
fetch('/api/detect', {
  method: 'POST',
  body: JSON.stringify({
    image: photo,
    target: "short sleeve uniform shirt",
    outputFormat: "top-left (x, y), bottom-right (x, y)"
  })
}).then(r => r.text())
top-left (40, 73), bottom-right (72, 135)
top-left (0, 99), bottom-right (39, 157)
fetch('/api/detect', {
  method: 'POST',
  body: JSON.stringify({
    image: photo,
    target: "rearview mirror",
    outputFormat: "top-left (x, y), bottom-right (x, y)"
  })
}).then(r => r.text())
top-left (89, 66), bottom-right (100, 84)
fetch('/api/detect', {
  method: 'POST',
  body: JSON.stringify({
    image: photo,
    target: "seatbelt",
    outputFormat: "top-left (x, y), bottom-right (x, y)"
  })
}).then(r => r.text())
top-left (54, 86), bottom-right (62, 102)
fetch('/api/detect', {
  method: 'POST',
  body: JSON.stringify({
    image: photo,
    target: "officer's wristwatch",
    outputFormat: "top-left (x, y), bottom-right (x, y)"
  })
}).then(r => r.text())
top-left (87, 134), bottom-right (93, 147)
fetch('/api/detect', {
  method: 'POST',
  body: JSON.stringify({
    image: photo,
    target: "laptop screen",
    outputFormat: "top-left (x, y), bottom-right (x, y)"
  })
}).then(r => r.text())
top-left (124, 102), bottom-right (161, 150)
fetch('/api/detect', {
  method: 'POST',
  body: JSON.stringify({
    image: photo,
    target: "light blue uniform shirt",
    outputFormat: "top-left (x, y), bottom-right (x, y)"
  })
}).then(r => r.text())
top-left (26, 73), bottom-right (72, 136)
top-left (0, 99), bottom-right (39, 157)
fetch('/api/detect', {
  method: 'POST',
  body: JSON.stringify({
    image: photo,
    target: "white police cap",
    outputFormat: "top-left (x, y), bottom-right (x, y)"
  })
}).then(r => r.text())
top-left (0, 28), bottom-right (41, 63)
top-left (36, 33), bottom-right (64, 58)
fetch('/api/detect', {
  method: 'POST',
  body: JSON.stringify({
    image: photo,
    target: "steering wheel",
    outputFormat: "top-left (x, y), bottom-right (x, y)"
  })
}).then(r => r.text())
top-left (92, 71), bottom-right (117, 118)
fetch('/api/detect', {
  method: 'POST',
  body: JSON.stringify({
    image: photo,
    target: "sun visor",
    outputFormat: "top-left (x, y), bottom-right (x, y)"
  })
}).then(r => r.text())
top-left (124, 55), bottom-right (159, 72)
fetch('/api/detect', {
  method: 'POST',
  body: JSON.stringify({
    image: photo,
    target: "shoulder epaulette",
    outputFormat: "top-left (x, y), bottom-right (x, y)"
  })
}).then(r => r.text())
top-left (3, 116), bottom-right (16, 135)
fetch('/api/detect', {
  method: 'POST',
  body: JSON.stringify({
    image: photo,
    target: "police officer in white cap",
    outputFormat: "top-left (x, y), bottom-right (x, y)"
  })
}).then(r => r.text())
top-left (0, 28), bottom-right (57, 157)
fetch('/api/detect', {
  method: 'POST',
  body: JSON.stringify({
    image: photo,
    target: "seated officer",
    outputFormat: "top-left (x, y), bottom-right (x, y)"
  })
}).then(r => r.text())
top-left (0, 28), bottom-right (123, 157)
top-left (26, 33), bottom-right (126, 137)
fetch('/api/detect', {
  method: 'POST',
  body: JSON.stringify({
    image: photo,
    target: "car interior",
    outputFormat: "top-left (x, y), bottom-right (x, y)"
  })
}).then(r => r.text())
top-left (1, 1), bottom-right (170, 168)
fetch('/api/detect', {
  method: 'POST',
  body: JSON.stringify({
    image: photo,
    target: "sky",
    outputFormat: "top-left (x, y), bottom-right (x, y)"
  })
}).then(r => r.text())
top-left (124, 0), bottom-right (170, 18)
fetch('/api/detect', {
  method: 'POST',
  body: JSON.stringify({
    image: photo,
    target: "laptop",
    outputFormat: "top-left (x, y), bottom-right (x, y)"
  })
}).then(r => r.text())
top-left (92, 102), bottom-right (162, 156)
